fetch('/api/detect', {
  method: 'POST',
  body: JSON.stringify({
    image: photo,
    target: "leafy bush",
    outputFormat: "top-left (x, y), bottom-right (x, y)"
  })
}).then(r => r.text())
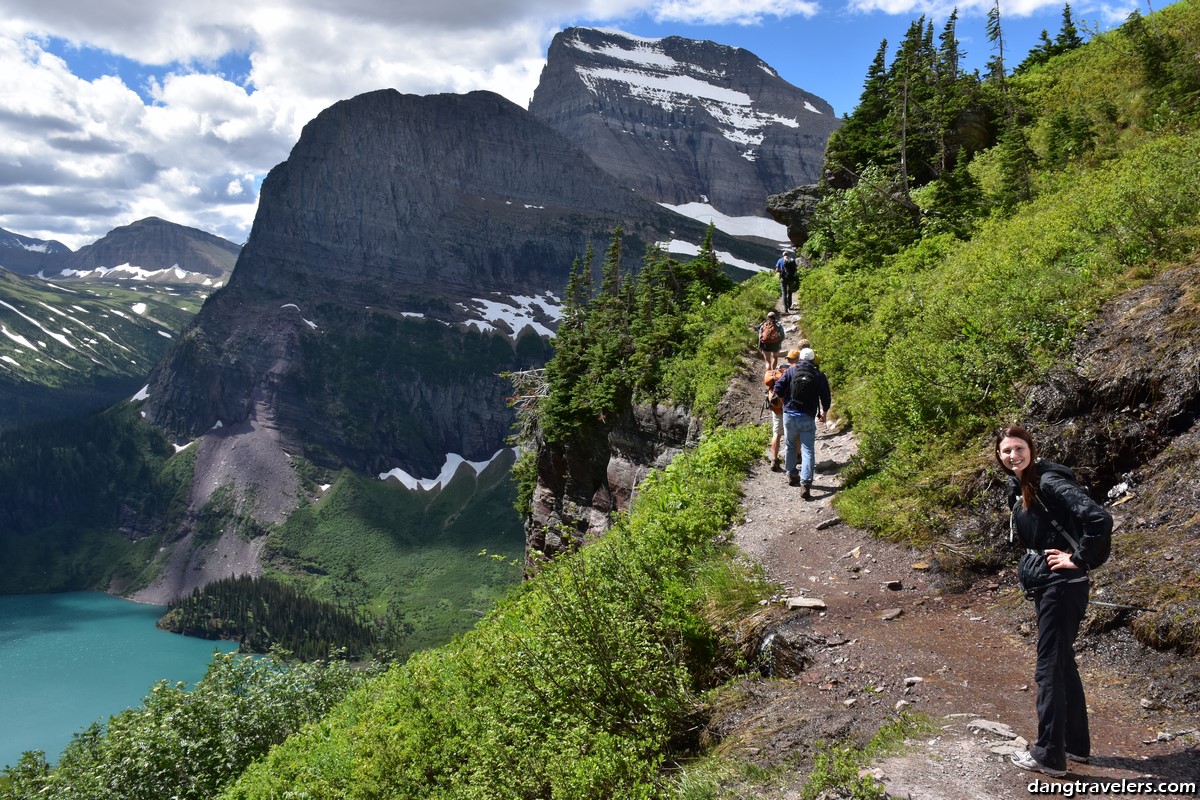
top-left (0, 652), bottom-right (381, 800)
top-left (806, 132), bottom-right (1200, 543)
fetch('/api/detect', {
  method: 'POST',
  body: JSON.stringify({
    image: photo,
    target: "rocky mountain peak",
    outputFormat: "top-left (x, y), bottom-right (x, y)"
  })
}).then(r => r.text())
top-left (529, 27), bottom-right (842, 218)
top-left (57, 217), bottom-right (240, 284)
top-left (144, 88), bottom-right (775, 479)
top-left (0, 227), bottom-right (72, 275)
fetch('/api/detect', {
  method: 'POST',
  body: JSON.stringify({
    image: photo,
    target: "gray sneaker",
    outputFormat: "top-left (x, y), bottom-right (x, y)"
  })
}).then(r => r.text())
top-left (1067, 752), bottom-right (1089, 764)
top-left (1011, 750), bottom-right (1067, 778)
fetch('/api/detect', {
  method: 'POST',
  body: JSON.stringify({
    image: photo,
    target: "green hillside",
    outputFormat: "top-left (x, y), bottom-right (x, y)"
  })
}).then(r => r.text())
top-left (0, 270), bottom-right (203, 429)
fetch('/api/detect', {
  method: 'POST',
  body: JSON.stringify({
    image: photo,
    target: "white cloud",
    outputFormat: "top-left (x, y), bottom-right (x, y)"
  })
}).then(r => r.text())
top-left (0, 0), bottom-right (1154, 250)
top-left (654, 0), bottom-right (819, 24)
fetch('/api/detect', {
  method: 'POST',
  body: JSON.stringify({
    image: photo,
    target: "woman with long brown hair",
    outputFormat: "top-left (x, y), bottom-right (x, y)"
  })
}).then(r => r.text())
top-left (994, 424), bottom-right (1112, 778)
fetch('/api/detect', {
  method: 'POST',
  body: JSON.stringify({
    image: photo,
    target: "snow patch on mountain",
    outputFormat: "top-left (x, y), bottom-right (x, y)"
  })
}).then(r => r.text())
top-left (662, 202), bottom-right (789, 243)
top-left (568, 29), bottom-right (821, 157)
top-left (659, 240), bottom-right (766, 274)
top-left (379, 448), bottom-right (513, 491)
top-left (459, 293), bottom-right (561, 339)
top-left (55, 263), bottom-right (224, 286)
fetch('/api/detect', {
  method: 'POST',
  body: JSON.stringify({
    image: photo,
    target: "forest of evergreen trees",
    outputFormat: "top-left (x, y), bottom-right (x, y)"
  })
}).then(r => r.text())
top-left (160, 575), bottom-right (409, 660)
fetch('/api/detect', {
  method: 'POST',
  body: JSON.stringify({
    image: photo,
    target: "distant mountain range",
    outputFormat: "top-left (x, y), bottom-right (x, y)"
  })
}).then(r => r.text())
top-left (0, 217), bottom-right (240, 286)
top-left (0, 228), bottom-right (71, 274)
top-left (1, 27), bottom-right (840, 607)
top-left (0, 218), bottom-right (242, 428)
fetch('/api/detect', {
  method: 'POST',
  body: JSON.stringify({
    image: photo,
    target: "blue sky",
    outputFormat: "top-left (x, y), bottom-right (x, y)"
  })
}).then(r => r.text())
top-left (0, 0), bottom-right (1166, 250)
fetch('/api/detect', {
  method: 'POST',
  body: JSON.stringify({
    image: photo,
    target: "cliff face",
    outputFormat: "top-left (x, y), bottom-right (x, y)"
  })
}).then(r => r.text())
top-left (529, 28), bottom-right (842, 218)
top-left (142, 88), bottom-right (775, 523)
top-left (524, 404), bottom-right (700, 573)
top-left (225, 89), bottom-right (766, 309)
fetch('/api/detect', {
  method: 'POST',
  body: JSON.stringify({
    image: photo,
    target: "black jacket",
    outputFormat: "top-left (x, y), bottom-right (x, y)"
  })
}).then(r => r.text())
top-left (772, 361), bottom-right (831, 417)
top-left (1008, 460), bottom-right (1113, 570)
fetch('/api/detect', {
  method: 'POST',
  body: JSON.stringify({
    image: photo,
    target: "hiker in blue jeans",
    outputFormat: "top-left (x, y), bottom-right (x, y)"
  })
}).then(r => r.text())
top-left (773, 347), bottom-right (831, 500)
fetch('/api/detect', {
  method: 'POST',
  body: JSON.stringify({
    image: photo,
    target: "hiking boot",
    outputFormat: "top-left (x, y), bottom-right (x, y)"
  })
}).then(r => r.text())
top-left (801, 483), bottom-right (812, 500)
top-left (787, 473), bottom-right (800, 487)
top-left (770, 457), bottom-right (782, 472)
top-left (1010, 750), bottom-right (1067, 778)
top-left (1067, 753), bottom-right (1089, 764)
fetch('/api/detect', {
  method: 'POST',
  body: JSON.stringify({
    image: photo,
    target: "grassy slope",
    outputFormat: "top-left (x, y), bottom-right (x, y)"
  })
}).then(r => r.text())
top-left (223, 425), bottom-right (769, 800)
top-left (801, 3), bottom-right (1200, 545)
top-left (266, 454), bottom-right (526, 658)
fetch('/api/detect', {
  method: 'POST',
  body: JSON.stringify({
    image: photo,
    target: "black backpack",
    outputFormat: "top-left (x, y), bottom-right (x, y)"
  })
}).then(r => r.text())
top-left (788, 364), bottom-right (817, 406)
top-left (782, 256), bottom-right (797, 281)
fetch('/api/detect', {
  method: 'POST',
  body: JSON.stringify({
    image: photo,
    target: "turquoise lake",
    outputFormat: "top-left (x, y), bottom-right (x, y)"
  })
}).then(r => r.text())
top-left (0, 592), bottom-right (237, 769)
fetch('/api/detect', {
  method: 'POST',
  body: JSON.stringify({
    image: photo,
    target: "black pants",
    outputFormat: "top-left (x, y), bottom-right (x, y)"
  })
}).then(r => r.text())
top-left (780, 277), bottom-right (792, 310)
top-left (1031, 579), bottom-right (1091, 770)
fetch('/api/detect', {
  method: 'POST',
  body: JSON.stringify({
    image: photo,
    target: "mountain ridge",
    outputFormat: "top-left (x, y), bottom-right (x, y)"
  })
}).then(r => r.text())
top-left (530, 27), bottom-right (842, 219)
top-left (0, 217), bottom-right (240, 285)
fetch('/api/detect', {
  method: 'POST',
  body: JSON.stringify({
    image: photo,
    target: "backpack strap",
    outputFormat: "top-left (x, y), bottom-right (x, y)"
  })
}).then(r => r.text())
top-left (1035, 496), bottom-right (1081, 553)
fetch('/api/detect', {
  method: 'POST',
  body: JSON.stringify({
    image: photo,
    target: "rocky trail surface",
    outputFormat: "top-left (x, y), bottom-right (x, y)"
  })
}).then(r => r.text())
top-left (714, 309), bottom-right (1200, 799)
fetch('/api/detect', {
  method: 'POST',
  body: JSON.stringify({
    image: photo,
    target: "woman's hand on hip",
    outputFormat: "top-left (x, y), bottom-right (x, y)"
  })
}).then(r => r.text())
top-left (1045, 548), bottom-right (1079, 571)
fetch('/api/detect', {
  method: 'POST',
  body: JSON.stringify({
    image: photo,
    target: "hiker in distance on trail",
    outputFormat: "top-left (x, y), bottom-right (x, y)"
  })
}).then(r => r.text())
top-left (994, 425), bottom-right (1113, 779)
top-left (756, 310), bottom-right (785, 370)
top-left (772, 347), bottom-right (831, 499)
top-left (774, 249), bottom-right (799, 311)
top-left (777, 250), bottom-right (796, 311)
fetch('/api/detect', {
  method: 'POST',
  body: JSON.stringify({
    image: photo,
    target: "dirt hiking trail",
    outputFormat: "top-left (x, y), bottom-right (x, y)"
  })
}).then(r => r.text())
top-left (716, 308), bottom-right (1200, 799)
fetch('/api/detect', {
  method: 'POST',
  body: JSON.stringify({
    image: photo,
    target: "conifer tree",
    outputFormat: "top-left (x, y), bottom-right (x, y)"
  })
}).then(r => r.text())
top-left (933, 9), bottom-right (970, 175)
top-left (986, 0), bottom-right (1034, 206)
top-left (823, 40), bottom-right (893, 188)
top-left (1054, 4), bottom-right (1083, 52)
top-left (579, 229), bottom-right (634, 423)
top-left (540, 246), bottom-right (596, 440)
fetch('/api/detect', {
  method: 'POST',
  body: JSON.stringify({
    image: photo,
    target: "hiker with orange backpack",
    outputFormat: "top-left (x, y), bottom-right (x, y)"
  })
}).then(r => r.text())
top-left (756, 311), bottom-right (785, 370)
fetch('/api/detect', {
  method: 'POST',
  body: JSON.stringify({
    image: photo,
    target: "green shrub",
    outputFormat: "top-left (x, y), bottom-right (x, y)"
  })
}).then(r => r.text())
top-left (1, 652), bottom-right (380, 800)
top-left (805, 133), bottom-right (1200, 542)
top-left (223, 426), bottom-right (764, 800)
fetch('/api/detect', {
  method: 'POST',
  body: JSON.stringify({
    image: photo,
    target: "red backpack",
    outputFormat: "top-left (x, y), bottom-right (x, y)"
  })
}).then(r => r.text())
top-left (759, 320), bottom-right (783, 346)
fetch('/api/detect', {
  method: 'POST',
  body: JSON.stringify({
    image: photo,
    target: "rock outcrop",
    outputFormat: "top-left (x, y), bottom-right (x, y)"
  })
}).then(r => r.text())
top-left (529, 28), bottom-right (842, 218)
top-left (525, 404), bottom-right (700, 573)
top-left (766, 185), bottom-right (823, 251)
